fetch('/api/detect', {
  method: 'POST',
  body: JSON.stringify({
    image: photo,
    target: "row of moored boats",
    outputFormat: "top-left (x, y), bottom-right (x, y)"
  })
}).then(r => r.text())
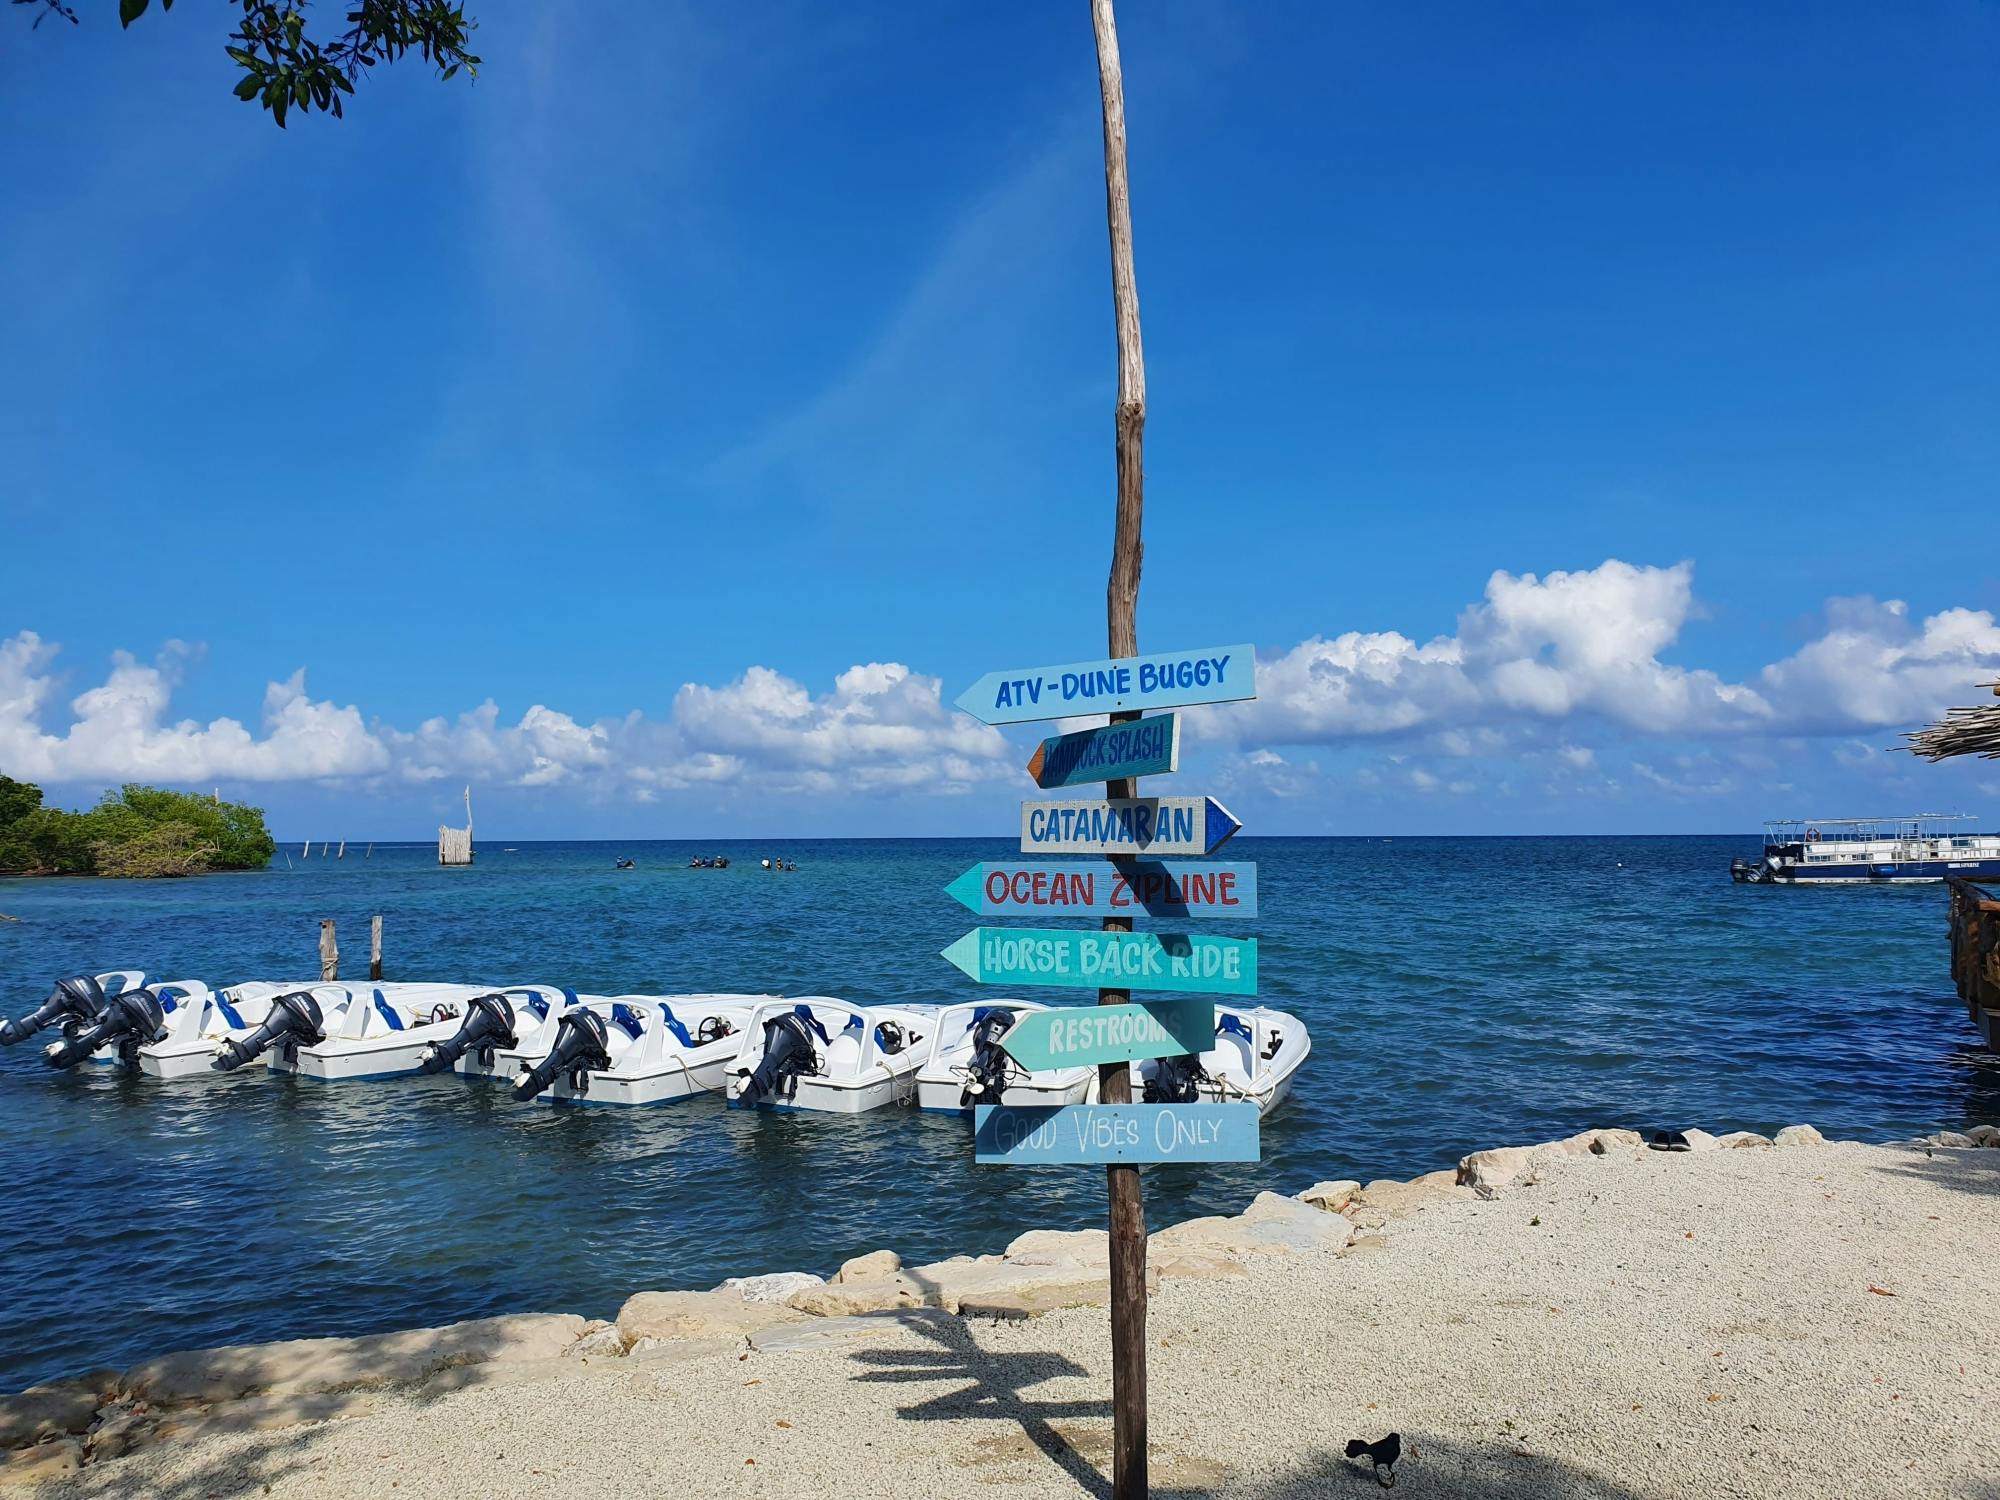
top-left (0, 973), bottom-right (1310, 1115)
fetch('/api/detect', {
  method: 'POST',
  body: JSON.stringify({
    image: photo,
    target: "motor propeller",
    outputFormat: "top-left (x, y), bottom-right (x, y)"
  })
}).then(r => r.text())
top-left (417, 993), bottom-right (517, 1074)
top-left (1, 976), bottom-right (109, 1047)
top-left (211, 991), bottom-right (325, 1072)
top-left (959, 1007), bottom-right (1019, 1108)
top-left (43, 987), bottom-right (166, 1070)
top-left (512, 1006), bottom-right (610, 1100)
top-left (735, 1010), bottom-right (821, 1107)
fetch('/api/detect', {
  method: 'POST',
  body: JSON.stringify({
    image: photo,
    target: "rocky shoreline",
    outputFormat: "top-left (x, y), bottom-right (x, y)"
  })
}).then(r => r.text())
top-left (4, 1120), bottom-right (1996, 1494)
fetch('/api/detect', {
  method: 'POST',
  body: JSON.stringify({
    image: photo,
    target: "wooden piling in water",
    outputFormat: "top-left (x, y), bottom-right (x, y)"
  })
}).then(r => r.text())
top-left (370, 915), bottom-right (383, 982)
top-left (319, 919), bottom-right (338, 982)
top-left (1946, 877), bottom-right (2000, 1050)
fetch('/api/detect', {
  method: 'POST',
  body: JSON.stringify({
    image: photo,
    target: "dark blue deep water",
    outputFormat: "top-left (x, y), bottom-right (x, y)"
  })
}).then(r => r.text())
top-left (2, 836), bottom-right (1994, 1391)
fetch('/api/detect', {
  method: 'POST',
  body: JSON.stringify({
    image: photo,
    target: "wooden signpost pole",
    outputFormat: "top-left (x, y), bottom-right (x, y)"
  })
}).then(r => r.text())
top-left (1092, 2), bottom-right (1148, 1494)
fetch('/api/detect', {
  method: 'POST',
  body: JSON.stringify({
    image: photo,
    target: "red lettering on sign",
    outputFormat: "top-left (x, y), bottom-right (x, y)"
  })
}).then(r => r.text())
top-left (1218, 871), bottom-right (1236, 906)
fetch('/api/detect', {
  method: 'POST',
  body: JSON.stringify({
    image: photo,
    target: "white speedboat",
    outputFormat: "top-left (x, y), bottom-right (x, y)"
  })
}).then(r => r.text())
top-left (132, 981), bottom-right (349, 1079)
top-left (1128, 1004), bottom-right (1310, 1115)
top-left (261, 983), bottom-right (499, 1082)
top-left (422, 985), bottom-right (580, 1082)
top-left (0, 971), bottom-right (149, 1063)
top-left (913, 1000), bottom-right (1097, 1113)
top-left (725, 998), bottom-right (938, 1113)
top-left (505, 993), bottom-right (771, 1106)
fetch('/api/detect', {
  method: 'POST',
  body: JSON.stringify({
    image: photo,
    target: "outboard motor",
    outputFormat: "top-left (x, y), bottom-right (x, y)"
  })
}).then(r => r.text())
top-left (1143, 1052), bottom-right (1211, 1104)
top-left (735, 1008), bottom-right (823, 1107)
top-left (417, 993), bottom-right (517, 1074)
top-left (959, 1007), bottom-right (1018, 1107)
top-left (1, 975), bottom-right (109, 1047)
top-left (43, 987), bottom-right (166, 1070)
top-left (512, 1007), bottom-right (611, 1100)
top-left (211, 991), bottom-right (325, 1072)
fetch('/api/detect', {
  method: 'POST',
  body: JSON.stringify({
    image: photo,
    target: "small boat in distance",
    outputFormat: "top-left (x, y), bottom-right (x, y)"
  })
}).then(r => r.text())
top-left (1730, 814), bottom-right (2000, 885)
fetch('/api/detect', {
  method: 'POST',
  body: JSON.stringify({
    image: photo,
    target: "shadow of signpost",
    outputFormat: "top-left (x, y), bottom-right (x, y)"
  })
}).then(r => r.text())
top-left (849, 1309), bottom-right (1116, 1497)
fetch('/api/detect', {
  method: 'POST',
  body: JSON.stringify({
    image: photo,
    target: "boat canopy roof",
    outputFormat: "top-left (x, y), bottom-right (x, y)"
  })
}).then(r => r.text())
top-left (1763, 813), bottom-right (1977, 845)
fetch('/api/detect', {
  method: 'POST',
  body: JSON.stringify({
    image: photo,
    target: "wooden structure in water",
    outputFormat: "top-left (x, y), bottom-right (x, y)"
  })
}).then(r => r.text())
top-left (1945, 876), bottom-right (2000, 1051)
top-left (438, 786), bottom-right (474, 866)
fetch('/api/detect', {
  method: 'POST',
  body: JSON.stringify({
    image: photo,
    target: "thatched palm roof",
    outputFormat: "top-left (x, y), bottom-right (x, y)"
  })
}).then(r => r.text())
top-left (1904, 684), bottom-right (2000, 762)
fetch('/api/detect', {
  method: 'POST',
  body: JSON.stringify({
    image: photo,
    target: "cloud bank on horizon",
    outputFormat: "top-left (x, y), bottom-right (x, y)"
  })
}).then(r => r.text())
top-left (5, 561), bottom-right (1997, 818)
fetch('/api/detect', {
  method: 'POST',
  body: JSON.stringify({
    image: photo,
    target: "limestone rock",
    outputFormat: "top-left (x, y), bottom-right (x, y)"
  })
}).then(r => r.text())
top-left (902, 1255), bottom-right (1139, 1315)
top-left (1966, 1124), bottom-right (2000, 1146)
top-left (1354, 1176), bottom-right (1469, 1218)
top-left (1153, 1194), bottom-right (1353, 1255)
top-left (122, 1314), bottom-right (586, 1406)
top-left (0, 1381), bottom-right (102, 1448)
top-left (616, 1291), bottom-right (806, 1345)
top-left (152, 1391), bottom-right (385, 1445)
top-left (1583, 1129), bottom-right (1643, 1154)
top-left (1680, 1128), bottom-right (1721, 1153)
top-left (563, 1321), bottom-right (630, 1359)
top-left (1152, 1249), bottom-right (1250, 1282)
top-left (835, 1249), bottom-right (902, 1283)
top-left (1296, 1180), bottom-right (1360, 1213)
top-left (1714, 1131), bottom-right (1775, 1149)
top-left (1457, 1147), bottom-right (1536, 1191)
top-left (1774, 1124), bottom-right (1825, 1148)
top-left (0, 1438), bottom-right (83, 1488)
top-left (786, 1276), bottom-right (927, 1318)
top-left (1928, 1131), bottom-right (1976, 1149)
top-left (85, 1409), bottom-right (153, 1462)
top-left (720, 1271), bottom-right (825, 1304)
top-left (1002, 1228), bottom-right (1108, 1267)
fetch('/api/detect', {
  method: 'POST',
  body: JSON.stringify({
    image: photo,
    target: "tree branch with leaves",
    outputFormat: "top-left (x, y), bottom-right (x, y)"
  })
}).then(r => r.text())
top-left (14, 0), bottom-right (480, 125)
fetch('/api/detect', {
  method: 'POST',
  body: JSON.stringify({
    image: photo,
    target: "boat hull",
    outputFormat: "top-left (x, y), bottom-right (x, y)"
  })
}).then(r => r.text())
top-left (1761, 858), bottom-right (2000, 885)
top-left (727, 1067), bottom-right (917, 1114)
top-left (914, 1074), bottom-right (1095, 1113)
top-left (537, 1048), bottom-right (737, 1106)
top-left (270, 1038), bottom-right (435, 1082)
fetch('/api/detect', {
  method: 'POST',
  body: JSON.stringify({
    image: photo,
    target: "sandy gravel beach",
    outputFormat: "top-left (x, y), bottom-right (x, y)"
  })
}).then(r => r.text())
top-left (9, 1134), bottom-right (1997, 1499)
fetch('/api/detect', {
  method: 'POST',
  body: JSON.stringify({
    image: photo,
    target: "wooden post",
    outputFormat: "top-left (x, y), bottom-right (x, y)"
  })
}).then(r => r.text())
top-left (1091, 3), bottom-right (1149, 1494)
top-left (319, 919), bottom-right (338, 982)
top-left (370, 915), bottom-right (383, 982)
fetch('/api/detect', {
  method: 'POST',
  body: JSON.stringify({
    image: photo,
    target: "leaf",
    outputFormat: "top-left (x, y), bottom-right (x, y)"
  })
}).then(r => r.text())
top-left (1867, 1285), bottom-right (1896, 1296)
top-left (119, 0), bottom-right (148, 26)
top-left (234, 76), bottom-right (261, 101)
top-left (271, 89), bottom-right (288, 128)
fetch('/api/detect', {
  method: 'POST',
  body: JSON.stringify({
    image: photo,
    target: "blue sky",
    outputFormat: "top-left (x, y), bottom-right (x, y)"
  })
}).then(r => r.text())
top-left (3, 2), bottom-right (1997, 838)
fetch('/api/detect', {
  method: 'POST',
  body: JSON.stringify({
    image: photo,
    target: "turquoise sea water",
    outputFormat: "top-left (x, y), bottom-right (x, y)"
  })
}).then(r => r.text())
top-left (1, 836), bottom-right (1993, 1393)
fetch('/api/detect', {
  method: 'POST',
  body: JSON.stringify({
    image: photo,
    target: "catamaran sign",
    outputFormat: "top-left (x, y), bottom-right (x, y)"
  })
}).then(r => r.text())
top-left (955, 644), bottom-right (1255, 725)
top-left (1020, 795), bottom-right (1241, 857)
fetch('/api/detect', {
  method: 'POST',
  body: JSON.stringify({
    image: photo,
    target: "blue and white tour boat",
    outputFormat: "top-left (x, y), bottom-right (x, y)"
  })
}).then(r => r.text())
top-left (1730, 814), bottom-right (2000, 885)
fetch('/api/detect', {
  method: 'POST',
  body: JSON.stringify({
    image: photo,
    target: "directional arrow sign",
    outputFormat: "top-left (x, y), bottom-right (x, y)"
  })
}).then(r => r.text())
top-left (955, 644), bottom-right (1255, 725)
top-left (1027, 714), bottom-right (1180, 789)
top-left (946, 861), bottom-right (1258, 919)
top-left (1021, 796), bottom-right (1241, 857)
top-left (942, 928), bottom-right (1258, 996)
top-left (975, 1103), bottom-right (1260, 1165)
top-left (997, 999), bottom-right (1214, 1072)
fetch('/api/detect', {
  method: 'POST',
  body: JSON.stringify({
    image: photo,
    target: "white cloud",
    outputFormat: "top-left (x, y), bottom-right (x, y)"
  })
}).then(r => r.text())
top-left (0, 633), bottom-right (1012, 799)
top-left (1211, 560), bottom-right (2000, 752)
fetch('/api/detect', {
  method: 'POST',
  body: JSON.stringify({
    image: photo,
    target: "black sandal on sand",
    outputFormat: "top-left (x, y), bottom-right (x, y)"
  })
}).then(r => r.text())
top-left (1650, 1130), bottom-right (1691, 1152)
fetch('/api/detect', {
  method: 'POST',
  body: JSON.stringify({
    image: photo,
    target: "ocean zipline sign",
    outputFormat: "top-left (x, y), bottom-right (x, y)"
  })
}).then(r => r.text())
top-left (1021, 796), bottom-right (1241, 857)
top-left (942, 928), bottom-right (1258, 996)
top-left (974, 1102), bottom-right (1260, 1165)
top-left (946, 860), bottom-right (1258, 919)
top-left (1027, 714), bottom-right (1180, 790)
top-left (997, 999), bottom-right (1213, 1072)
top-left (955, 644), bottom-right (1256, 725)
